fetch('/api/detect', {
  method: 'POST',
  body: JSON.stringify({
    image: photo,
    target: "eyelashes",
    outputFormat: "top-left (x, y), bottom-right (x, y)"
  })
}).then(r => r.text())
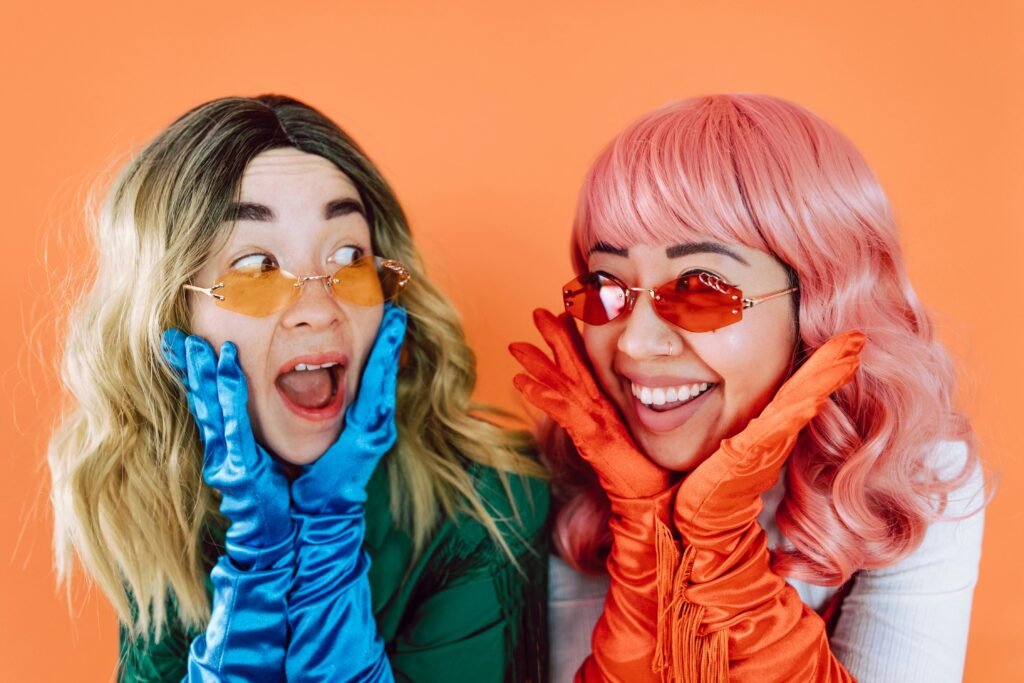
top-left (227, 243), bottom-right (368, 272)
top-left (231, 252), bottom-right (277, 272)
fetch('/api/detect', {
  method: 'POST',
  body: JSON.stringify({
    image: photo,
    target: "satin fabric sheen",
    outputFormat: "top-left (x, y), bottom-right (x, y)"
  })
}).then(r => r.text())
top-left (510, 310), bottom-right (679, 682)
top-left (670, 332), bottom-right (865, 681)
top-left (283, 304), bottom-right (407, 682)
top-left (185, 539), bottom-right (295, 682)
top-left (513, 310), bottom-right (866, 681)
top-left (162, 332), bottom-right (298, 680)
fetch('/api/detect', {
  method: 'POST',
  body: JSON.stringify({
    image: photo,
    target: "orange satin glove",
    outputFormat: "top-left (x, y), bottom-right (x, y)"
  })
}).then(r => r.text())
top-left (668, 331), bottom-right (866, 682)
top-left (510, 309), bottom-right (680, 683)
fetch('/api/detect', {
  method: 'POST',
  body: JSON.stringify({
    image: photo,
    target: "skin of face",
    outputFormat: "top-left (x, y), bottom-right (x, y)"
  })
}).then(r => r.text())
top-left (189, 148), bottom-right (383, 465)
top-left (582, 241), bottom-right (799, 472)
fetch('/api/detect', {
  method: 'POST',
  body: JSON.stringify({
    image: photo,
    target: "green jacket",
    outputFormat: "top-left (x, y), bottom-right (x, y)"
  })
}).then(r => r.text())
top-left (118, 459), bottom-right (550, 682)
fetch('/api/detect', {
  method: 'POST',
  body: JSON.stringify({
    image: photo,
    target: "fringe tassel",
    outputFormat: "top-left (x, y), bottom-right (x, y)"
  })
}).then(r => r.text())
top-left (653, 518), bottom-right (681, 680)
top-left (669, 547), bottom-right (730, 682)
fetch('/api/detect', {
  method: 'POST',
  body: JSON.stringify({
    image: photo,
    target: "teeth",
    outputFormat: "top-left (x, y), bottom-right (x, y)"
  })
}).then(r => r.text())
top-left (293, 361), bottom-right (339, 372)
top-left (630, 380), bottom-right (714, 407)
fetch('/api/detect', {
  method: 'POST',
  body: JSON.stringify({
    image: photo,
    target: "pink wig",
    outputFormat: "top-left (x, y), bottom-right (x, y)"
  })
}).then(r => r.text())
top-left (545, 94), bottom-right (981, 584)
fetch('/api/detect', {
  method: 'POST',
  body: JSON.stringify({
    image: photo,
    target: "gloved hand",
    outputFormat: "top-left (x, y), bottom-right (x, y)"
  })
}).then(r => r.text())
top-left (284, 303), bottom-right (407, 683)
top-left (162, 330), bottom-right (296, 682)
top-left (668, 331), bottom-right (866, 682)
top-left (511, 309), bottom-right (680, 683)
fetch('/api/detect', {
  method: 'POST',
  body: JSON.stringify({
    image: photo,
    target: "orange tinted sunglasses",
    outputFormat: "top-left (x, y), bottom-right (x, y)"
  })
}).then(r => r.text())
top-left (562, 270), bottom-right (797, 333)
top-left (184, 255), bottom-right (411, 317)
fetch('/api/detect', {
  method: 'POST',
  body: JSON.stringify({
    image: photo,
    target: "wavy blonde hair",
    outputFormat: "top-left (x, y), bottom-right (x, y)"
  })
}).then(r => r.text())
top-left (48, 94), bottom-right (545, 639)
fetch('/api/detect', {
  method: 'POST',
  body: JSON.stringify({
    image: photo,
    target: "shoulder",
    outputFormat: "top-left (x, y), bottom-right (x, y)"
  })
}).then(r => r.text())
top-left (879, 440), bottom-right (987, 575)
top-left (762, 441), bottom-right (986, 587)
top-left (928, 440), bottom-right (987, 512)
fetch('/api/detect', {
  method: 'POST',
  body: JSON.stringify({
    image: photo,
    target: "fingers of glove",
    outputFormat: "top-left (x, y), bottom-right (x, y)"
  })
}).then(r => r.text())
top-left (511, 372), bottom-right (577, 426)
top-left (376, 304), bottom-right (407, 415)
top-left (213, 342), bottom-right (261, 486)
top-left (161, 328), bottom-right (202, 427)
top-left (531, 308), bottom-right (589, 387)
top-left (348, 303), bottom-right (407, 428)
top-left (677, 335), bottom-right (865, 523)
top-left (513, 372), bottom-right (670, 497)
top-left (774, 331), bottom-right (865, 408)
top-left (161, 328), bottom-right (189, 378)
top-left (742, 331), bottom-right (866, 445)
top-left (508, 342), bottom-right (574, 397)
top-left (184, 336), bottom-right (227, 468)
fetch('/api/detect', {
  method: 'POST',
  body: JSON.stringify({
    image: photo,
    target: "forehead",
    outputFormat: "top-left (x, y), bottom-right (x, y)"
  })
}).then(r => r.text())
top-left (239, 148), bottom-right (359, 199)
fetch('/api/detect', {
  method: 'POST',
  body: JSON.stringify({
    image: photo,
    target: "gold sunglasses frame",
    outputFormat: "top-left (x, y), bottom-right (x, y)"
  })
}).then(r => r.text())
top-left (184, 256), bottom-right (411, 312)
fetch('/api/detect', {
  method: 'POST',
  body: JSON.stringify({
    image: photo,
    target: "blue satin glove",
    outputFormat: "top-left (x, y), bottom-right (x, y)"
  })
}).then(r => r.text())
top-left (285, 304), bottom-right (406, 683)
top-left (163, 331), bottom-right (296, 682)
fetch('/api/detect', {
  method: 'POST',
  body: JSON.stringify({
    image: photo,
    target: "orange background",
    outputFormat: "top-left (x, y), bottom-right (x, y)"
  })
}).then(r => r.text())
top-left (2, 1), bottom-right (1021, 680)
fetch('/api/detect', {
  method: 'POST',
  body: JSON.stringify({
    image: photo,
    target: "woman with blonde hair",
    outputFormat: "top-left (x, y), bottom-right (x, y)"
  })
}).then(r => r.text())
top-left (49, 94), bottom-right (548, 682)
top-left (513, 94), bottom-right (988, 681)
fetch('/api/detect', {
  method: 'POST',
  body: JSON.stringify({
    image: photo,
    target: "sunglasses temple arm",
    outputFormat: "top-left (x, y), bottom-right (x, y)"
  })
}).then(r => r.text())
top-left (742, 286), bottom-right (799, 310)
top-left (183, 284), bottom-right (226, 301)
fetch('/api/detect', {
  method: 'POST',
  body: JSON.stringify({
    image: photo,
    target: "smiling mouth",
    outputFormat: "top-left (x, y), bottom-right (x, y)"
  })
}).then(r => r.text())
top-left (631, 381), bottom-right (717, 412)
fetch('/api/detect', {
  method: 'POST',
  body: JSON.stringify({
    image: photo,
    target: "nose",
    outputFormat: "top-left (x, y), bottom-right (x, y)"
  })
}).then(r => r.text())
top-left (279, 274), bottom-right (346, 330)
top-left (616, 291), bottom-right (684, 359)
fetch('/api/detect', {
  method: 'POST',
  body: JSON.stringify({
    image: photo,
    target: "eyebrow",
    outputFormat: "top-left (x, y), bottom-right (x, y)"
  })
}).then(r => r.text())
top-left (588, 240), bottom-right (750, 266)
top-left (590, 241), bottom-right (628, 257)
top-left (666, 242), bottom-right (750, 266)
top-left (324, 198), bottom-right (365, 220)
top-left (226, 197), bottom-right (365, 223)
top-left (227, 202), bottom-right (274, 222)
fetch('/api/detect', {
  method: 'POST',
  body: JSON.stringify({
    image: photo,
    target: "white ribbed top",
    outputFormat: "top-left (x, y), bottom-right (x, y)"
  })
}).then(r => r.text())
top-left (548, 441), bottom-right (986, 682)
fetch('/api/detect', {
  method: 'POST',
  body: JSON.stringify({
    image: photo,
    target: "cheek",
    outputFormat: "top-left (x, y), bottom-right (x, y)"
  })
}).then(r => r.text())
top-left (582, 326), bottom-right (620, 385)
top-left (707, 316), bottom-right (796, 426)
top-left (189, 302), bottom-right (230, 349)
top-left (189, 302), bottom-right (273, 396)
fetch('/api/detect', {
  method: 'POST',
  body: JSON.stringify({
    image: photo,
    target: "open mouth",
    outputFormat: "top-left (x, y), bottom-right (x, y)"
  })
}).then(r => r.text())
top-left (631, 381), bottom-right (716, 412)
top-left (627, 379), bottom-right (718, 434)
top-left (275, 361), bottom-right (346, 420)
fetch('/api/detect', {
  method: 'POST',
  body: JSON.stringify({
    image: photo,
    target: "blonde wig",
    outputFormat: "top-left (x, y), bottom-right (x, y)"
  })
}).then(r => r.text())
top-left (48, 95), bottom-right (545, 639)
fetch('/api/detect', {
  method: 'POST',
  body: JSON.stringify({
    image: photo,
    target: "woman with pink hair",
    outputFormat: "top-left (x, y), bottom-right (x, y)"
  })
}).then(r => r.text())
top-left (512, 94), bottom-right (987, 682)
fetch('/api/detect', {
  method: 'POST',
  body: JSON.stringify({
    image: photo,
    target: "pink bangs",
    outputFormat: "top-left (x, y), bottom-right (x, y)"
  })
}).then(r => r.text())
top-left (572, 94), bottom-right (892, 286)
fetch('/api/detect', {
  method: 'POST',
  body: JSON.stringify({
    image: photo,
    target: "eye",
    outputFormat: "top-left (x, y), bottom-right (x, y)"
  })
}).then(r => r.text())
top-left (230, 252), bottom-right (278, 273)
top-left (678, 268), bottom-right (734, 292)
top-left (328, 245), bottom-right (365, 267)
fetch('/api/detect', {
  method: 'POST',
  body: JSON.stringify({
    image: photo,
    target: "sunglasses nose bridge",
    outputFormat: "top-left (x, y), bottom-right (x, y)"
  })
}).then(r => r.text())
top-left (623, 286), bottom-right (658, 312)
top-left (294, 273), bottom-right (335, 289)
top-left (289, 273), bottom-right (340, 308)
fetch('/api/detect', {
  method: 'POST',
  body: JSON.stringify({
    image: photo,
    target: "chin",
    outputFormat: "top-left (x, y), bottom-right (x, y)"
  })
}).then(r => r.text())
top-left (259, 420), bottom-right (344, 467)
top-left (637, 433), bottom-right (712, 473)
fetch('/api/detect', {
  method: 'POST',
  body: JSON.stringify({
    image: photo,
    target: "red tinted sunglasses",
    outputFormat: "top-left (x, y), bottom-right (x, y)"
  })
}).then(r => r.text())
top-left (562, 270), bottom-right (798, 333)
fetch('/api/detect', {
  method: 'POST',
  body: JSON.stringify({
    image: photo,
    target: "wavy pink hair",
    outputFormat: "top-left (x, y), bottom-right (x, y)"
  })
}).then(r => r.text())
top-left (545, 94), bottom-right (981, 584)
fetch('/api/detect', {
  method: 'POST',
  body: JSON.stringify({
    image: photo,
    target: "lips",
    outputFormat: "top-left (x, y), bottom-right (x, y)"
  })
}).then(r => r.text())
top-left (274, 353), bottom-right (348, 421)
top-left (621, 372), bottom-right (719, 433)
